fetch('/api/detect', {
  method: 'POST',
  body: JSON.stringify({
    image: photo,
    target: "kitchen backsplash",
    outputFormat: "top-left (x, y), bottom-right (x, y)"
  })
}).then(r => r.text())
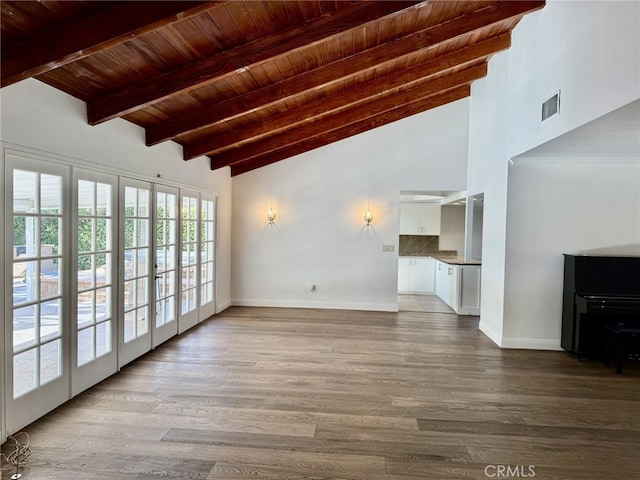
top-left (399, 235), bottom-right (457, 256)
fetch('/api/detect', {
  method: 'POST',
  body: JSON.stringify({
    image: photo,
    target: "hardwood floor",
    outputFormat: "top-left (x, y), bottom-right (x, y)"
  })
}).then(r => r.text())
top-left (398, 293), bottom-right (455, 313)
top-left (3, 306), bottom-right (639, 479)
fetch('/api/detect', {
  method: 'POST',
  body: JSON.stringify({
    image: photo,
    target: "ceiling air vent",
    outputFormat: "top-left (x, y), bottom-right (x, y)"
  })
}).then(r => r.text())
top-left (542, 90), bottom-right (560, 121)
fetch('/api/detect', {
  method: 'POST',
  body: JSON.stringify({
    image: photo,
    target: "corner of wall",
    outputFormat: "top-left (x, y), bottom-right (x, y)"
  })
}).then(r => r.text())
top-left (479, 320), bottom-right (502, 348)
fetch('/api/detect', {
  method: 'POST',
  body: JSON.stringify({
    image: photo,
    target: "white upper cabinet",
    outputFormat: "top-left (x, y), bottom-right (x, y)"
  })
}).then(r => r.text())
top-left (399, 202), bottom-right (441, 235)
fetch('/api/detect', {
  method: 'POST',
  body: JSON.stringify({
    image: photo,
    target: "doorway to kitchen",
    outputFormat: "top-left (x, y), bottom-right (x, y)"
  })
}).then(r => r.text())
top-left (397, 191), bottom-right (484, 315)
top-left (397, 190), bottom-right (451, 313)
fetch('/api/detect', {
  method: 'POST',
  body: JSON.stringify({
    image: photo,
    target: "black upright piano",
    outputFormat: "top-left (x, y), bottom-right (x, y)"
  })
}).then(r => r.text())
top-left (562, 253), bottom-right (640, 357)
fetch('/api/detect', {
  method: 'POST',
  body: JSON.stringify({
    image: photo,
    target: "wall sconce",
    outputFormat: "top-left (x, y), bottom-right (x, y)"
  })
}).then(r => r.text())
top-left (267, 207), bottom-right (277, 224)
top-left (363, 208), bottom-right (374, 226)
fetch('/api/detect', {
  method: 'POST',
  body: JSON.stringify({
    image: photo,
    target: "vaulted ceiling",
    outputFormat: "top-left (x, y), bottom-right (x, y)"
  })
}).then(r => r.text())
top-left (1, 1), bottom-right (544, 175)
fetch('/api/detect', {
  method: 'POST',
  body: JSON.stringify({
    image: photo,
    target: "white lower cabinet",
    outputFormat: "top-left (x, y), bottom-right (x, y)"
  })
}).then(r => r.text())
top-left (398, 257), bottom-right (435, 293)
top-left (458, 266), bottom-right (481, 314)
top-left (434, 259), bottom-right (481, 315)
top-left (435, 260), bottom-right (447, 300)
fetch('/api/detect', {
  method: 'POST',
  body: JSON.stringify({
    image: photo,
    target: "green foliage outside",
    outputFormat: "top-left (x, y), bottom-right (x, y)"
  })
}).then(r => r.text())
top-left (13, 215), bottom-right (62, 256)
top-left (14, 203), bottom-right (212, 272)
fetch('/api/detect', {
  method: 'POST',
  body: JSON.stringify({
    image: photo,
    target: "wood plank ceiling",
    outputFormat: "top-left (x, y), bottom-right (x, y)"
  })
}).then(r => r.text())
top-left (1, 0), bottom-right (545, 176)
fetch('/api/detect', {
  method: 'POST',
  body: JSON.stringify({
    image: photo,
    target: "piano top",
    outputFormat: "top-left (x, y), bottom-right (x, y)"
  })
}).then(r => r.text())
top-left (577, 294), bottom-right (640, 300)
top-left (564, 245), bottom-right (640, 258)
top-left (564, 254), bottom-right (640, 296)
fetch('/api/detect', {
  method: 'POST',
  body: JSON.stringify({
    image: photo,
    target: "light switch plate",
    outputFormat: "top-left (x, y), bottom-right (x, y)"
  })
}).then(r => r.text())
top-left (382, 244), bottom-right (395, 252)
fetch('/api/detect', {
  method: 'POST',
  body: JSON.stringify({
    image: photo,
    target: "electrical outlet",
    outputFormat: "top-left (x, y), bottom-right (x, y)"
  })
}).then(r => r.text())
top-left (382, 244), bottom-right (395, 252)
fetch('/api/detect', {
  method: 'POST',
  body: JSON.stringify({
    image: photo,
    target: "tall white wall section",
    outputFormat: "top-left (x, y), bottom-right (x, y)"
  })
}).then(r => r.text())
top-left (467, 0), bottom-right (640, 347)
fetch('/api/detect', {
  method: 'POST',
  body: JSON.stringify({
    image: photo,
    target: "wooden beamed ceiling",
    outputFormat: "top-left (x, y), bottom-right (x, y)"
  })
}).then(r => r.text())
top-left (1, 1), bottom-right (544, 175)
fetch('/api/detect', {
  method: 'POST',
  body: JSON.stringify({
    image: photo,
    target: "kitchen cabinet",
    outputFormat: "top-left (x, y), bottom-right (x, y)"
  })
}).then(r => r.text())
top-left (399, 202), bottom-right (441, 235)
top-left (434, 259), bottom-right (481, 315)
top-left (435, 260), bottom-right (458, 310)
top-left (398, 257), bottom-right (435, 293)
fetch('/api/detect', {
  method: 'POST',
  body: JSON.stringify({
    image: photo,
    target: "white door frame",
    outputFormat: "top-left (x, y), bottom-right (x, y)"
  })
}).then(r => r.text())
top-left (118, 177), bottom-right (153, 368)
top-left (153, 184), bottom-right (180, 347)
top-left (71, 169), bottom-right (119, 396)
top-left (178, 189), bottom-right (200, 333)
top-left (199, 195), bottom-right (217, 321)
top-left (4, 153), bottom-right (71, 434)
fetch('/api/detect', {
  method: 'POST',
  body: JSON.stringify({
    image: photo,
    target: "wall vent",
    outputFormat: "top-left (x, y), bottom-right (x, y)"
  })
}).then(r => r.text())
top-left (542, 90), bottom-right (560, 121)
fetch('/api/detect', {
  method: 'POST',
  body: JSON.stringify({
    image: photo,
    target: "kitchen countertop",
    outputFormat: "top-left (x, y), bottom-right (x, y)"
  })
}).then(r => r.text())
top-left (399, 250), bottom-right (456, 258)
top-left (398, 254), bottom-right (481, 265)
top-left (431, 255), bottom-right (481, 265)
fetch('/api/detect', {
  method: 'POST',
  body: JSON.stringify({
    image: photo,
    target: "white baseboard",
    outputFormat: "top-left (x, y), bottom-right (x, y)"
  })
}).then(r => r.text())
top-left (480, 320), bottom-right (562, 350)
top-left (500, 336), bottom-right (562, 351)
top-left (231, 298), bottom-right (398, 312)
top-left (216, 298), bottom-right (232, 313)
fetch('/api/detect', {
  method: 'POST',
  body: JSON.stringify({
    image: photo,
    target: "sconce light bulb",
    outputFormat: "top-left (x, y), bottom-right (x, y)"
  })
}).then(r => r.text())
top-left (267, 207), bottom-right (276, 224)
top-left (364, 209), bottom-right (373, 225)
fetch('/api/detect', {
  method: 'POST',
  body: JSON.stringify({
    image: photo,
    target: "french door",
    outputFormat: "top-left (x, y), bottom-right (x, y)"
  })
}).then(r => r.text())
top-left (120, 180), bottom-right (183, 364)
top-left (200, 196), bottom-right (217, 320)
top-left (179, 191), bottom-right (200, 333)
top-left (4, 155), bottom-right (70, 433)
top-left (119, 179), bottom-right (153, 367)
top-left (153, 185), bottom-right (179, 347)
top-left (72, 170), bottom-right (118, 395)
top-left (3, 157), bottom-right (217, 432)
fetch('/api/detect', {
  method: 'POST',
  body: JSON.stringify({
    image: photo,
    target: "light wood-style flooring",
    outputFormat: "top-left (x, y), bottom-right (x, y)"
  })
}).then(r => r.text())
top-left (3, 306), bottom-right (639, 479)
top-left (398, 293), bottom-right (455, 313)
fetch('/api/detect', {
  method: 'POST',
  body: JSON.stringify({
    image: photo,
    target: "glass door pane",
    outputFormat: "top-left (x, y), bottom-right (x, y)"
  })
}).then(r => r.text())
top-left (5, 156), bottom-right (70, 434)
top-left (179, 192), bottom-right (199, 333)
top-left (200, 197), bottom-right (216, 320)
top-left (153, 185), bottom-right (179, 347)
top-left (12, 170), bottom-right (64, 397)
top-left (72, 171), bottom-right (117, 395)
top-left (119, 179), bottom-right (152, 367)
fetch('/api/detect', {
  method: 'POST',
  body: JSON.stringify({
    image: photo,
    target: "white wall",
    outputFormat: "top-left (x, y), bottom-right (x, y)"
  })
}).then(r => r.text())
top-left (467, 0), bottom-right (640, 347)
top-left (231, 98), bottom-right (470, 311)
top-left (503, 100), bottom-right (640, 349)
top-left (504, 161), bottom-right (639, 349)
top-left (439, 205), bottom-right (465, 254)
top-left (0, 79), bottom-right (233, 309)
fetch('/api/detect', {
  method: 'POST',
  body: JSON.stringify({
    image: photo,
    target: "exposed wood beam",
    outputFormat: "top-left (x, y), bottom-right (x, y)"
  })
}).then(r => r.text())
top-left (228, 86), bottom-right (471, 176)
top-left (0, 1), bottom-right (217, 88)
top-left (87, 1), bottom-right (424, 125)
top-left (187, 33), bottom-right (511, 158)
top-left (204, 64), bottom-right (486, 168)
top-left (146, 0), bottom-right (543, 146)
